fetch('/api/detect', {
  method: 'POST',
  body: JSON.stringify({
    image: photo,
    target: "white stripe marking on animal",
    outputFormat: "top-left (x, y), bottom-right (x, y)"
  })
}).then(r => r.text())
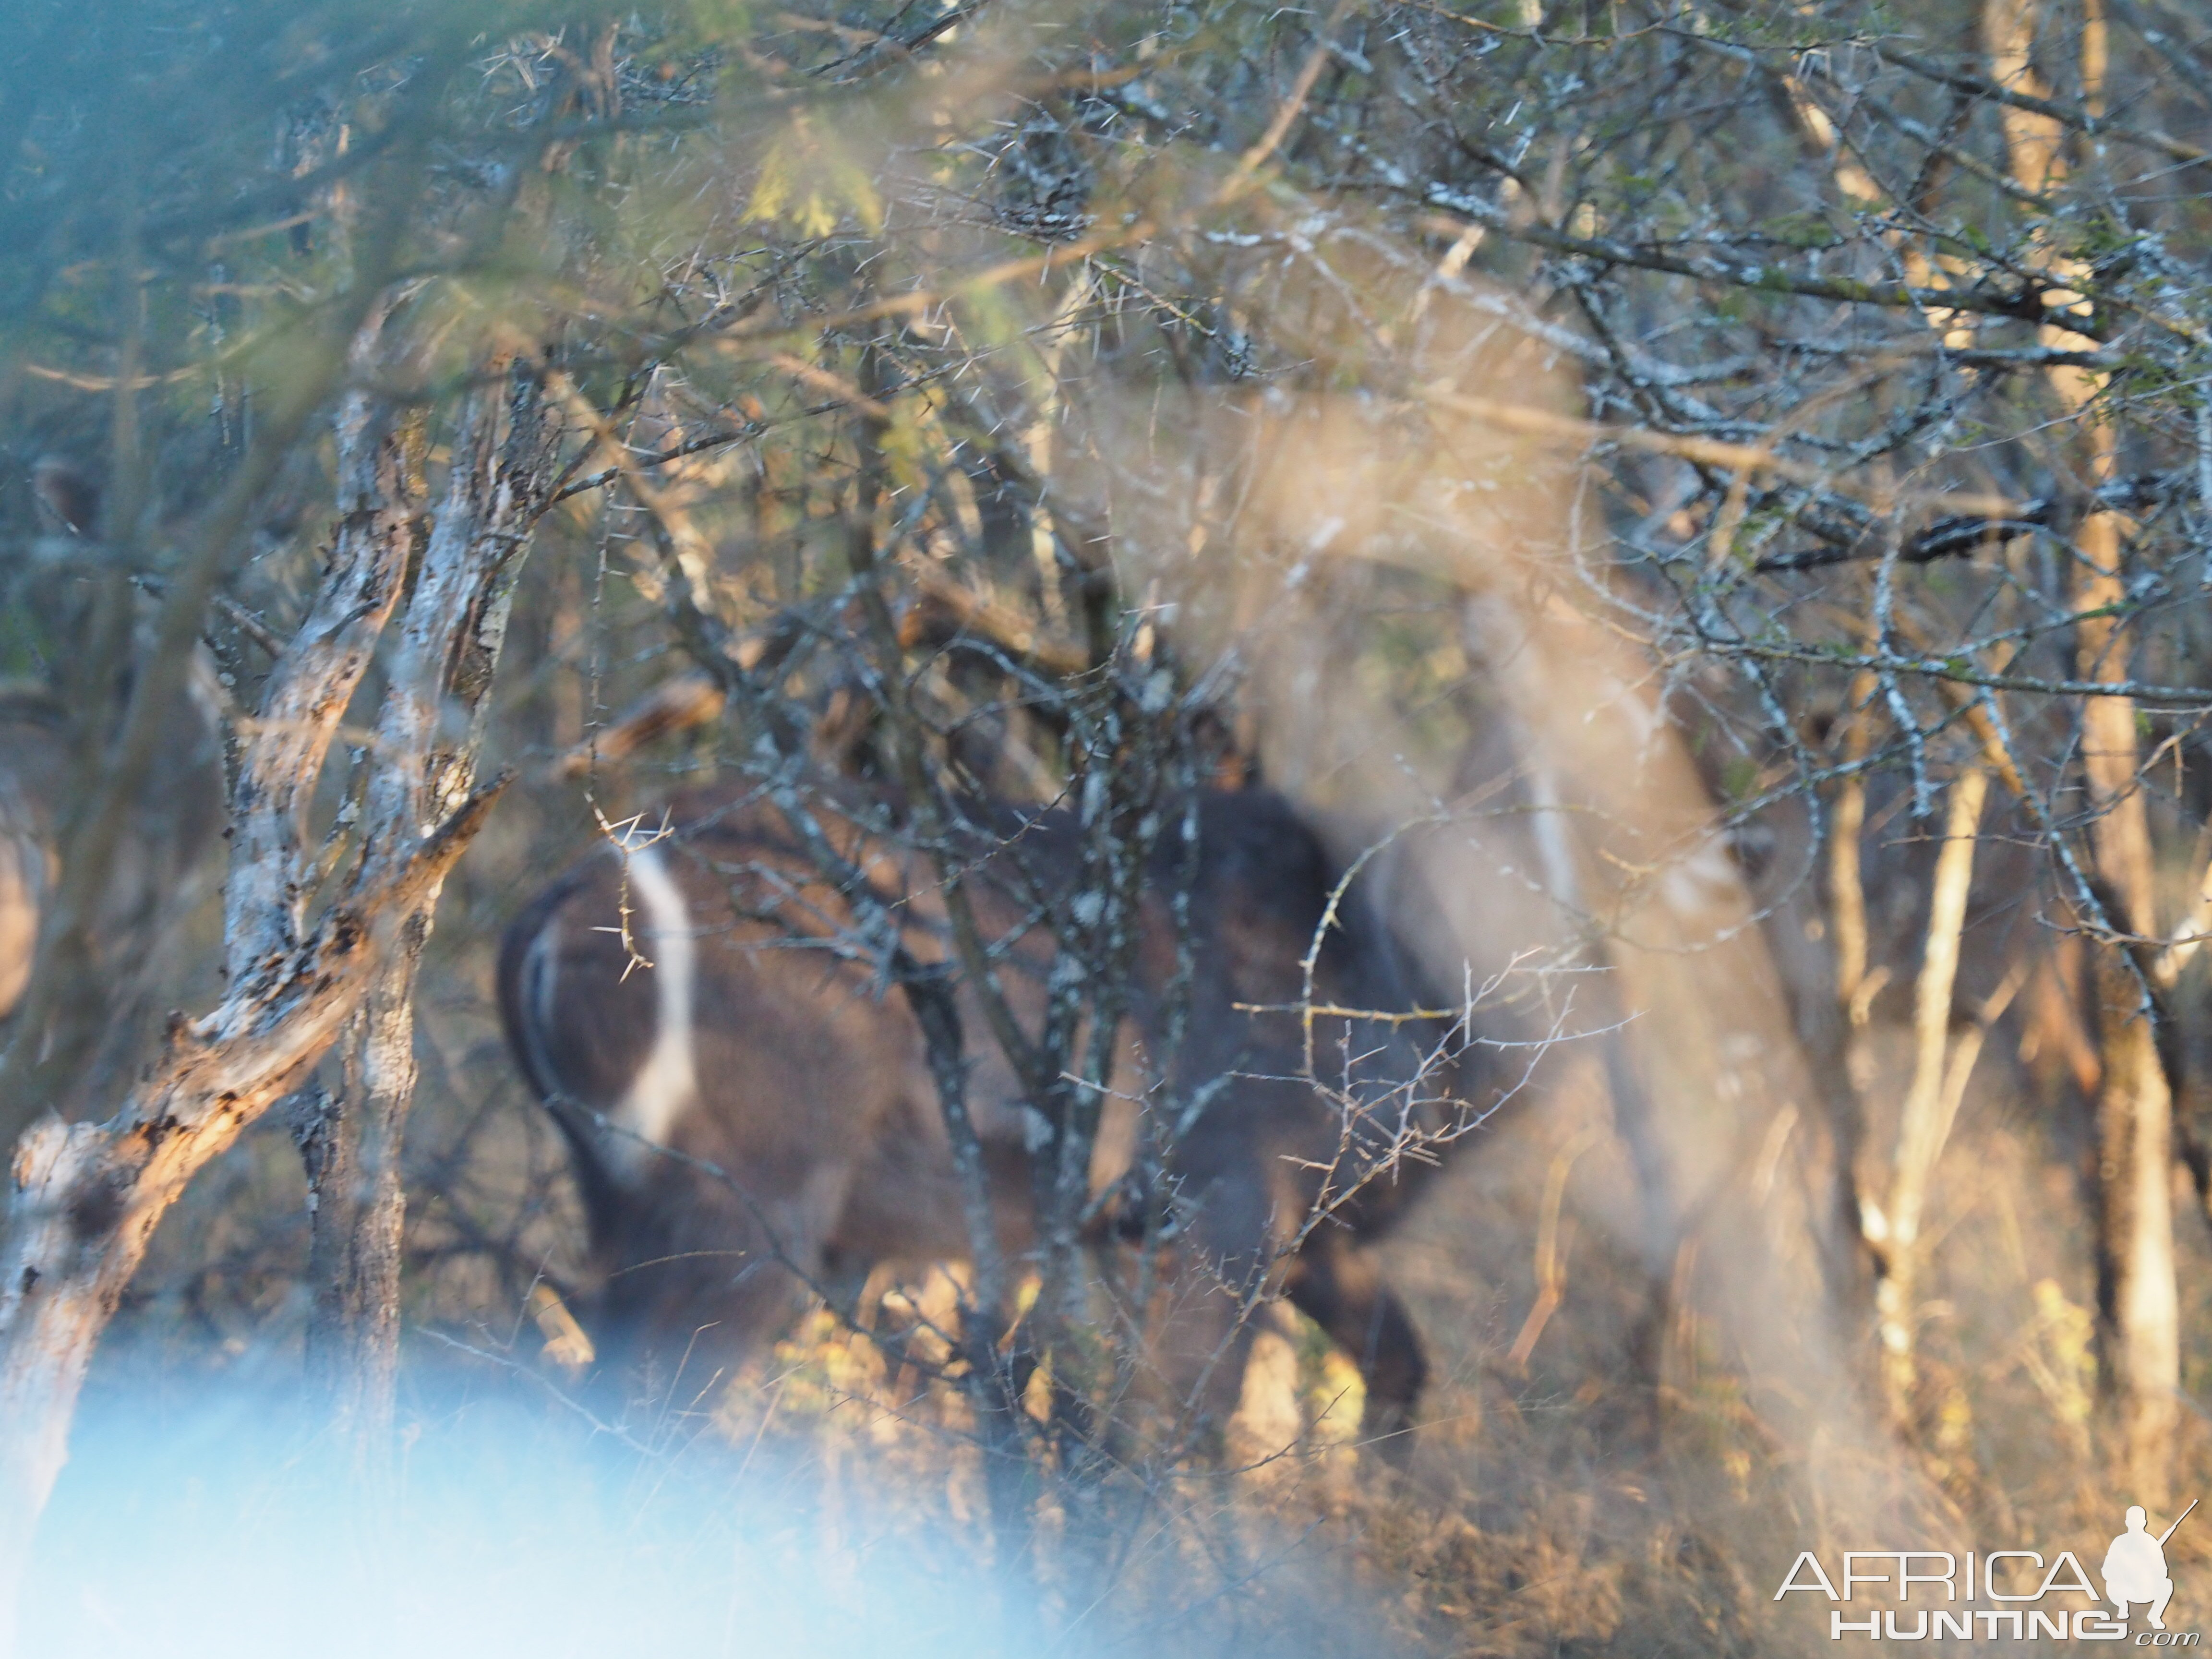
top-left (613, 842), bottom-right (699, 1156)
top-left (519, 916), bottom-right (564, 1101)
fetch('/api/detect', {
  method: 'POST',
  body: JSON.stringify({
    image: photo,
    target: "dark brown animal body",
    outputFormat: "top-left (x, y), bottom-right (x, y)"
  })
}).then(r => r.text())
top-left (498, 783), bottom-right (1462, 1442)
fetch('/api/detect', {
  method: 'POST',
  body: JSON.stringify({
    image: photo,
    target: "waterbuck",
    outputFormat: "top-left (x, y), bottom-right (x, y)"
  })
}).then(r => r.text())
top-left (497, 779), bottom-right (1474, 1447)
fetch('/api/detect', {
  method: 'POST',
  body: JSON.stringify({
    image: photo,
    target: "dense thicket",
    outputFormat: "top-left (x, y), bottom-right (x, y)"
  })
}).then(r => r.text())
top-left (1, 2), bottom-right (2209, 1652)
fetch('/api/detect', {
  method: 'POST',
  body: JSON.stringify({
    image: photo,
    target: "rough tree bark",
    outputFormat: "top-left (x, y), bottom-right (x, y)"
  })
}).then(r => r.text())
top-left (0, 90), bottom-right (438, 1158)
top-left (0, 800), bottom-right (492, 1620)
top-left (0, 330), bottom-right (549, 1640)
top-left (300, 361), bottom-right (557, 1459)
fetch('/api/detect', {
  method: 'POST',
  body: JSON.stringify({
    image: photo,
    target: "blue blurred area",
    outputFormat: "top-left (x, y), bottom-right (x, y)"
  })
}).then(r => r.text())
top-left (24, 1383), bottom-right (1026, 1659)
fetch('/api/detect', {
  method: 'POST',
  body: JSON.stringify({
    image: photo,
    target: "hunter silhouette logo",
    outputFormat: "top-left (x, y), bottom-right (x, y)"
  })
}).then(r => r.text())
top-left (1775, 1498), bottom-right (2200, 1642)
top-left (2105, 1501), bottom-right (2192, 1632)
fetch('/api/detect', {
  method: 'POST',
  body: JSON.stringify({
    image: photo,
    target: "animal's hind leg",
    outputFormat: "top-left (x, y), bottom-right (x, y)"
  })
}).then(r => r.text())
top-left (1284, 1242), bottom-right (1427, 1460)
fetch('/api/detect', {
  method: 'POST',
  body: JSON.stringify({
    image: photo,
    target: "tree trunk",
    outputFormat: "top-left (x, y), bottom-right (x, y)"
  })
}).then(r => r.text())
top-left (298, 360), bottom-right (556, 1467)
top-left (2078, 459), bottom-right (2180, 1500)
top-left (1983, 0), bottom-right (2178, 1502)
top-left (0, 340), bottom-right (556, 1640)
top-left (1875, 766), bottom-right (1986, 1427)
top-left (0, 790), bottom-right (498, 1647)
top-left (301, 944), bottom-right (426, 1460)
top-left (2090, 946), bottom-right (2180, 1497)
top-left (2073, 415), bottom-right (2179, 1508)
